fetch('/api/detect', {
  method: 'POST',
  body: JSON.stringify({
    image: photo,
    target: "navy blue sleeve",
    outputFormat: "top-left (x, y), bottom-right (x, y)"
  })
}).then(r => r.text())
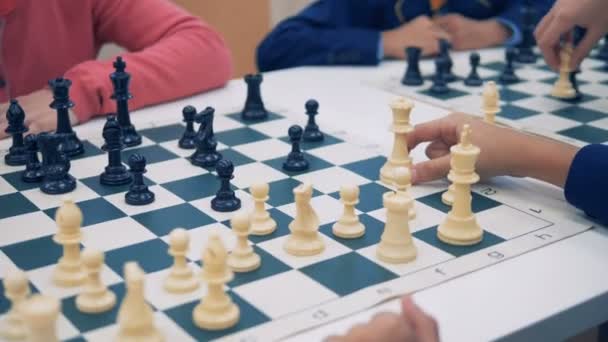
top-left (494, 0), bottom-right (555, 46)
top-left (564, 144), bottom-right (608, 225)
top-left (256, 0), bottom-right (386, 72)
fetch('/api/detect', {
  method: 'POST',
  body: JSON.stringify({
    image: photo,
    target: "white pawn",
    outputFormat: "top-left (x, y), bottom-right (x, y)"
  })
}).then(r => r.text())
top-left (53, 197), bottom-right (86, 287)
top-left (482, 81), bottom-right (500, 124)
top-left (551, 44), bottom-right (577, 99)
top-left (228, 211), bottom-right (261, 272)
top-left (332, 185), bottom-right (365, 239)
top-left (76, 249), bottom-right (116, 313)
top-left (20, 295), bottom-right (60, 342)
top-left (442, 184), bottom-right (455, 206)
top-left (393, 167), bottom-right (416, 220)
top-left (164, 228), bottom-right (199, 294)
top-left (250, 182), bottom-right (277, 236)
top-left (1, 269), bottom-right (30, 340)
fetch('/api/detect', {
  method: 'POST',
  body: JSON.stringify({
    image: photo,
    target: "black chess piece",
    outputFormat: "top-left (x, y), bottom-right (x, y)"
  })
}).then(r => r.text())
top-left (49, 78), bottom-right (84, 157)
top-left (515, 2), bottom-right (538, 63)
top-left (38, 132), bottom-right (77, 194)
top-left (464, 52), bottom-right (483, 87)
top-left (568, 69), bottom-right (583, 102)
top-left (401, 47), bottom-right (423, 86)
top-left (4, 99), bottom-right (28, 166)
top-left (211, 159), bottom-right (241, 212)
top-left (597, 34), bottom-right (608, 61)
top-left (498, 47), bottom-right (520, 84)
top-left (110, 56), bottom-right (142, 147)
top-left (190, 107), bottom-right (222, 167)
top-left (439, 39), bottom-right (456, 82)
top-left (303, 99), bottom-right (324, 142)
top-left (100, 116), bottom-right (132, 186)
top-left (283, 125), bottom-right (309, 172)
top-left (430, 57), bottom-right (449, 94)
top-left (240, 73), bottom-right (268, 121)
top-left (22, 134), bottom-right (44, 183)
top-left (178, 106), bottom-right (197, 149)
top-left (125, 153), bottom-right (155, 205)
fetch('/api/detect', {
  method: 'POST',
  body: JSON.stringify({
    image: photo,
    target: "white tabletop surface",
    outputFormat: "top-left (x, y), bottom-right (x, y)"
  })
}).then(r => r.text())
top-left (69, 57), bottom-right (608, 342)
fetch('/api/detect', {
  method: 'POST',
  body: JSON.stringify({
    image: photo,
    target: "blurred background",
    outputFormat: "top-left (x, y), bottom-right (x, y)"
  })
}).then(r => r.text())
top-left (99, 0), bottom-right (314, 78)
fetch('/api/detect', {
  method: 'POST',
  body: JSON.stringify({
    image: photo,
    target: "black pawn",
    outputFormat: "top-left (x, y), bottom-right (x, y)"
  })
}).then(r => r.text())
top-left (179, 106), bottom-right (197, 149)
top-left (568, 69), bottom-right (583, 102)
top-left (303, 99), bottom-right (324, 142)
top-left (38, 133), bottom-right (76, 194)
top-left (190, 107), bottom-right (222, 167)
top-left (401, 46), bottom-right (423, 86)
top-left (283, 125), bottom-right (309, 172)
top-left (100, 116), bottom-right (132, 186)
top-left (498, 47), bottom-right (520, 84)
top-left (22, 134), bottom-right (44, 183)
top-left (241, 74), bottom-right (268, 121)
top-left (49, 78), bottom-right (84, 157)
top-left (211, 159), bottom-right (241, 212)
top-left (4, 99), bottom-right (28, 166)
top-left (125, 154), bottom-right (155, 206)
top-left (110, 56), bottom-right (141, 147)
top-left (464, 52), bottom-right (483, 87)
top-left (515, 3), bottom-right (538, 63)
top-left (430, 57), bottom-right (449, 94)
top-left (439, 39), bottom-right (456, 82)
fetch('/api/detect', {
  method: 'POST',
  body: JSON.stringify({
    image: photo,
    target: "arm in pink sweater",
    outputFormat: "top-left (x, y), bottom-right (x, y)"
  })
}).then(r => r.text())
top-left (65, 0), bottom-right (233, 122)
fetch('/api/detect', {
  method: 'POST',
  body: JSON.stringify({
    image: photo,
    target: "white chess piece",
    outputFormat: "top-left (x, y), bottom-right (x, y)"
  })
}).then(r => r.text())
top-left (228, 211), bottom-right (261, 272)
top-left (380, 97), bottom-right (414, 185)
top-left (551, 44), bottom-right (577, 99)
top-left (393, 167), bottom-right (416, 220)
top-left (164, 228), bottom-right (199, 294)
top-left (376, 191), bottom-right (417, 264)
top-left (249, 182), bottom-right (277, 236)
top-left (438, 125), bottom-right (484, 246)
top-left (1, 269), bottom-right (30, 340)
top-left (284, 183), bottom-right (325, 256)
top-left (482, 81), bottom-right (500, 124)
top-left (53, 197), bottom-right (86, 287)
top-left (116, 262), bottom-right (163, 342)
top-left (76, 249), bottom-right (116, 313)
top-left (20, 295), bottom-right (60, 342)
top-left (332, 185), bottom-right (365, 239)
top-left (193, 234), bottom-right (240, 330)
top-left (442, 184), bottom-right (455, 206)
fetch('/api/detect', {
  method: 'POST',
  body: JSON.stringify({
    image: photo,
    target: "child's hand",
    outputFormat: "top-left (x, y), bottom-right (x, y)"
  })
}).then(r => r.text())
top-left (326, 296), bottom-right (439, 342)
top-left (0, 89), bottom-right (79, 139)
top-left (434, 15), bottom-right (509, 50)
top-left (382, 16), bottom-right (451, 58)
top-left (407, 113), bottom-right (579, 188)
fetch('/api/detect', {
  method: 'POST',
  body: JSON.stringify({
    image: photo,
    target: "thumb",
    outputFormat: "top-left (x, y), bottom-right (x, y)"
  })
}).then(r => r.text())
top-left (401, 296), bottom-right (440, 342)
top-left (411, 155), bottom-right (450, 184)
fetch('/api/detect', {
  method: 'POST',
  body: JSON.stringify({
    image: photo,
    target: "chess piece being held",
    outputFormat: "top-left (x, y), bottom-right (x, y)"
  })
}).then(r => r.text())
top-left (438, 124), bottom-right (484, 246)
top-left (193, 234), bottom-right (240, 330)
top-left (228, 210), bottom-right (261, 272)
top-left (551, 44), bottom-right (577, 99)
top-left (249, 182), bottom-right (277, 235)
top-left (332, 184), bottom-right (366, 239)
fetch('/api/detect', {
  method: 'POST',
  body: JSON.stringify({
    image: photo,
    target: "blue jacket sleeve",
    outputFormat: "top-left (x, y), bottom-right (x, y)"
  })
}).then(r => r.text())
top-left (257, 0), bottom-right (385, 72)
top-left (564, 144), bottom-right (608, 225)
top-left (494, 0), bottom-right (555, 46)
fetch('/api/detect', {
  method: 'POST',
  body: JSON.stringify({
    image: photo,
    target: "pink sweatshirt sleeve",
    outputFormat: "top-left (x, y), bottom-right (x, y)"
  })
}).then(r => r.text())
top-left (65, 0), bottom-right (233, 122)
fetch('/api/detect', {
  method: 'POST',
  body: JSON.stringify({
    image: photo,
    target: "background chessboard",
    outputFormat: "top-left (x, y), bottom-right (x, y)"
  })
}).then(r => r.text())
top-left (0, 107), bottom-right (592, 341)
top-left (366, 47), bottom-right (608, 147)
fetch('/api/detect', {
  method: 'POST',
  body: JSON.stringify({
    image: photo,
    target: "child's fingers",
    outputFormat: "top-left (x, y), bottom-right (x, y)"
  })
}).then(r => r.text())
top-left (401, 296), bottom-right (440, 342)
top-left (572, 28), bottom-right (605, 68)
top-left (406, 120), bottom-right (446, 151)
top-left (411, 155), bottom-right (450, 184)
top-left (537, 13), bottom-right (574, 70)
top-left (425, 139), bottom-right (450, 160)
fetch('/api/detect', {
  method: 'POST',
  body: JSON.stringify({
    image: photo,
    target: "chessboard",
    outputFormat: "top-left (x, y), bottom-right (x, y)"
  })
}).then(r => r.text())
top-left (0, 100), bottom-right (593, 341)
top-left (365, 45), bottom-right (608, 147)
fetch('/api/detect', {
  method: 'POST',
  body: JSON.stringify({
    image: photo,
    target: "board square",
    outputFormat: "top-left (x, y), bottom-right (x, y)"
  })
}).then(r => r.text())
top-left (0, 212), bottom-right (56, 247)
top-left (498, 104), bottom-right (541, 120)
top-left (21, 181), bottom-right (98, 210)
top-left (228, 246), bottom-right (292, 288)
top-left (210, 149), bottom-right (256, 169)
top-left (264, 153), bottom-right (333, 176)
top-left (104, 185), bottom-right (185, 216)
top-left (226, 111), bottom-right (283, 125)
top-left (518, 113), bottom-right (581, 132)
top-left (300, 252), bottom-right (398, 296)
top-left (476, 205), bottom-right (552, 239)
top-left (329, 182), bottom-right (391, 212)
top-left (215, 127), bottom-right (271, 147)
top-left (163, 223), bottom-right (235, 262)
top-left (69, 154), bottom-right (108, 180)
top-left (246, 208), bottom-right (294, 244)
top-left (0, 176), bottom-right (16, 196)
top-left (342, 156), bottom-right (386, 181)
top-left (558, 125), bottom-right (608, 144)
top-left (366, 201), bottom-right (446, 233)
top-left (163, 291), bottom-right (270, 341)
top-left (257, 234), bottom-right (351, 269)
top-left (413, 226), bottom-right (505, 257)
top-left (71, 140), bottom-right (104, 161)
top-left (231, 138), bottom-right (291, 162)
top-left (44, 197), bottom-right (125, 228)
top-left (162, 173), bottom-right (222, 202)
top-left (0, 192), bottom-right (38, 219)
top-left (419, 88), bottom-right (469, 100)
top-left (232, 270), bottom-right (337, 319)
top-left (232, 162), bottom-right (288, 189)
top-left (2, 171), bottom-right (45, 192)
top-left (277, 195), bottom-right (348, 226)
top-left (189, 190), bottom-right (254, 223)
top-left (120, 144), bottom-right (179, 165)
top-left (105, 238), bottom-right (172, 274)
top-left (143, 263), bottom-right (203, 311)
top-left (145, 158), bottom-right (208, 184)
top-left (552, 106), bottom-right (608, 124)
top-left (1, 235), bottom-right (62, 271)
top-left (251, 178), bottom-right (323, 207)
top-left (81, 217), bottom-right (157, 252)
top-left (61, 282), bottom-right (126, 333)
top-left (80, 176), bottom-right (155, 197)
top-left (131, 203), bottom-right (215, 236)
top-left (319, 214), bottom-right (385, 250)
top-left (416, 191), bottom-right (501, 214)
top-left (278, 134), bottom-right (343, 151)
top-left (293, 167), bottom-right (370, 194)
top-left (139, 123), bottom-right (185, 143)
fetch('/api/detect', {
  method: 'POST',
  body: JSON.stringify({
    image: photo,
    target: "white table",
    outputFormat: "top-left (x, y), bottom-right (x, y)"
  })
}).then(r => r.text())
top-left (70, 60), bottom-right (608, 342)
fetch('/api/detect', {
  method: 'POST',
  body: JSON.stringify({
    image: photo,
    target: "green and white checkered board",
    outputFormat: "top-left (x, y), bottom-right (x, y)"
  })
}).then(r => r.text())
top-left (0, 108), bottom-right (592, 341)
top-left (368, 47), bottom-right (608, 146)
